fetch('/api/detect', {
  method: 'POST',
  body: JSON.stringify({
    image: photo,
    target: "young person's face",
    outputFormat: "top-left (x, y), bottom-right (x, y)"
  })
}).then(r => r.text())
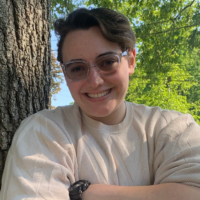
top-left (62, 27), bottom-right (136, 124)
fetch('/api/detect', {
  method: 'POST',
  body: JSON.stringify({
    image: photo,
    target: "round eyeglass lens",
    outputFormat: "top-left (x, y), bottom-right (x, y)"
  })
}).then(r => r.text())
top-left (96, 54), bottom-right (119, 74)
top-left (64, 54), bottom-right (120, 81)
top-left (65, 62), bottom-right (88, 81)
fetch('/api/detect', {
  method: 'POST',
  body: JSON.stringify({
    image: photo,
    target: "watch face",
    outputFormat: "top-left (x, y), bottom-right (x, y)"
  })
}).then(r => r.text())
top-left (69, 181), bottom-right (84, 192)
top-left (75, 182), bottom-right (83, 187)
top-left (69, 180), bottom-right (90, 194)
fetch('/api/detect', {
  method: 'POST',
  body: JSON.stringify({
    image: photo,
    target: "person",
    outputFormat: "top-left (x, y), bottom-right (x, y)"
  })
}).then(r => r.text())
top-left (1, 7), bottom-right (200, 200)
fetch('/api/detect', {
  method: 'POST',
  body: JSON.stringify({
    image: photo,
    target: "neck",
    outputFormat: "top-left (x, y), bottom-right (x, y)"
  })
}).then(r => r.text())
top-left (87, 101), bottom-right (126, 125)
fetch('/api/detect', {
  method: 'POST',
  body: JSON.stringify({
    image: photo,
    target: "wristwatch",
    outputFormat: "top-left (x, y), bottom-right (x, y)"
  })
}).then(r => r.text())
top-left (68, 180), bottom-right (91, 200)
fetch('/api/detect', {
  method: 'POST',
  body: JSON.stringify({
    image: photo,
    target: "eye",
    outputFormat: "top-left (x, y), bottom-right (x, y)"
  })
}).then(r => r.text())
top-left (71, 66), bottom-right (84, 72)
top-left (67, 63), bottom-right (87, 73)
top-left (97, 56), bottom-right (119, 71)
top-left (103, 60), bottom-right (115, 65)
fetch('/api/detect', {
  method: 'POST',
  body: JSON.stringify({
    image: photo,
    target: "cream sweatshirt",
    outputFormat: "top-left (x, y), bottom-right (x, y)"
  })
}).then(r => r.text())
top-left (1, 101), bottom-right (200, 200)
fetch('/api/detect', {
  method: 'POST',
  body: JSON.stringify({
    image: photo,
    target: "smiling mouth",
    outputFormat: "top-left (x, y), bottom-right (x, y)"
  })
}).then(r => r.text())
top-left (86, 89), bottom-right (111, 98)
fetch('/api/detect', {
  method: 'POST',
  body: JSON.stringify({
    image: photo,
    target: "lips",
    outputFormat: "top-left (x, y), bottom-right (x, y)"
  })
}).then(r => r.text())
top-left (86, 89), bottom-right (111, 98)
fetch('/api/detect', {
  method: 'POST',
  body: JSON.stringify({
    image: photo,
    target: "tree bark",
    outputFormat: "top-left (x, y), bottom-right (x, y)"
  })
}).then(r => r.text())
top-left (0, 0), bottom-right (51, 188)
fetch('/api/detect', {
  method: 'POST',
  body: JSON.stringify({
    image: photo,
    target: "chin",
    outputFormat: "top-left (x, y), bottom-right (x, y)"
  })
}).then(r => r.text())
top-left (87, 106), bottom-right (116, 118)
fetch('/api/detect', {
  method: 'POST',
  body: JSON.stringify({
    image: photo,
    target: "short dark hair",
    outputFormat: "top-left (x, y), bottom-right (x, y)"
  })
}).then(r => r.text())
top-left (54, 8), bottom-right (136, 63)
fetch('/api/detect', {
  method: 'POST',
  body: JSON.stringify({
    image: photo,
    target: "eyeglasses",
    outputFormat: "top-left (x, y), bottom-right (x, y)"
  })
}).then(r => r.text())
top-left (61, 50), bottom-right (128, 82)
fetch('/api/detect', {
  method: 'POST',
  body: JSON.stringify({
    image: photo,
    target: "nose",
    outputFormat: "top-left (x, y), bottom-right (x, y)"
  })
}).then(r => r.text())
top-left (86, 65), bottom-right (104, 87)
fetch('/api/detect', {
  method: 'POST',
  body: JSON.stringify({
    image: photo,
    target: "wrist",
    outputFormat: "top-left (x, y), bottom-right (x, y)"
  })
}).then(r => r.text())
top-left (68, 180), bottom-right (91, 200)
top-left (82, 184), bottom-right (121, 200)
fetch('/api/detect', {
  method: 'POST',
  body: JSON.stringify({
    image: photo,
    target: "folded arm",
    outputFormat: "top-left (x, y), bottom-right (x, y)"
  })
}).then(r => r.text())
top-left (83, 114), bottom-right (200, 200)
top-left (83, 183), bottom-right (200, 200)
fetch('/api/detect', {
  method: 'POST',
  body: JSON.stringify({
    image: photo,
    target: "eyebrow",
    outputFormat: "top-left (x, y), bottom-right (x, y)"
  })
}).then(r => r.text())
top-left (67, 51), bottom-right (118, 63)
top-left (96, 51), bottom-right (117, 58)
top-left (68, 59), bottom-right (85, 63)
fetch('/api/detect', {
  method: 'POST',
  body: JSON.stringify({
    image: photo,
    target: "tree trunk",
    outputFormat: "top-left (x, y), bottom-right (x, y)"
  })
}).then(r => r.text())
top-left (0, 0), bottom-right (51, 188)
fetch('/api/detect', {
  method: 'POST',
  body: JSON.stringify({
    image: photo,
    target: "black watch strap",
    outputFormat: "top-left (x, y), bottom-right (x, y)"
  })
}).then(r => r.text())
top-left (69, 193), bottom-right (82, 200)
top-left (68, 180), bottom-right (91, 200)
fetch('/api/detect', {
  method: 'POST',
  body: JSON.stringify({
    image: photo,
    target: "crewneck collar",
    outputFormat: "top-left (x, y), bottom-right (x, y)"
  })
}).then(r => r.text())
top-left (80, 101), bottom-right (132, 133)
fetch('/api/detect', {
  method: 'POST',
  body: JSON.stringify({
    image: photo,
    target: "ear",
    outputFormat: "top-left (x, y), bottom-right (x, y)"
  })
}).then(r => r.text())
top-left (128, 48), bottom-right (136, 75)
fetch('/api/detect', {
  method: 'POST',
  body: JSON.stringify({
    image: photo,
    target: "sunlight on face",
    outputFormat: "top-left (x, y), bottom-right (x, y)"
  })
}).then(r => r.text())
top-left (62, 27), bottom-right (135, 124)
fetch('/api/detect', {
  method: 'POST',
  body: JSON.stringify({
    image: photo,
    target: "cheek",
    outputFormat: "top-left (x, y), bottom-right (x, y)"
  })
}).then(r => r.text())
top-left (118, 73), bottom-right (130, 93)
top-left (66, 81), bottom-right (83, 98)
top-left (116, 68), bottom-right (130, 85)
top-left (66, 81), bottom-right (76, 95)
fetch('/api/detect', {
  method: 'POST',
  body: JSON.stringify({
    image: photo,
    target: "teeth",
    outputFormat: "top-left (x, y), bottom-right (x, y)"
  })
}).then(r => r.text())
top-left (87, 90), bottom-right (110, 98)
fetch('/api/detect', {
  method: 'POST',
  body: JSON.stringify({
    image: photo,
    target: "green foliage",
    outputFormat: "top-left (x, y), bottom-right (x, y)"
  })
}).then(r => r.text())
top-left (51, 0), bottom-right (75, 18)
top-left (51, 0), bottom-right (85, 21)
top-left (51, 0), bottom-right (200, 123)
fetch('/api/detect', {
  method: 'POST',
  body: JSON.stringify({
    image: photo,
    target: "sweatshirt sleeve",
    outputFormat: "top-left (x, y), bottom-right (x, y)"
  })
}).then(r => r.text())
top-left (154, 113), bottom-right (200, 188)
top-left (0, 113), bottom-right (77, 200)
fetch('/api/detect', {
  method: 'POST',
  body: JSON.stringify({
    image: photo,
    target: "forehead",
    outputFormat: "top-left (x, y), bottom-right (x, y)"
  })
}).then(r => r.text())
top-left (62, 27), bottom-right (120, 63)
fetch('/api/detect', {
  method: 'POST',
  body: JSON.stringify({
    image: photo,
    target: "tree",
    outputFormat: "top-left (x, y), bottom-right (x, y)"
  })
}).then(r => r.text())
top-left (0, 0), bottom-right (51, 187)
top-left (50, 50), bottom-right (64, 105)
